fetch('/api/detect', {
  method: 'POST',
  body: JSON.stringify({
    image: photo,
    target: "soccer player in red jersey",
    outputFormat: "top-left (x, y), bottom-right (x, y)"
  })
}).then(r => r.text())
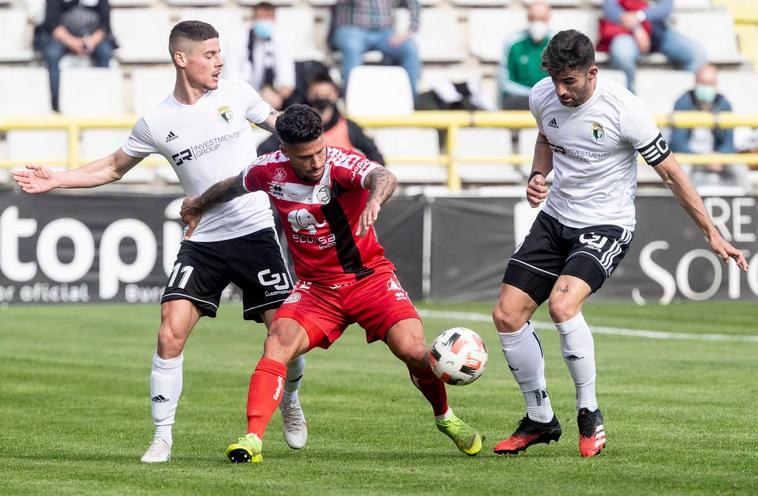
top-left (180, 104), bottom-right (482, 462)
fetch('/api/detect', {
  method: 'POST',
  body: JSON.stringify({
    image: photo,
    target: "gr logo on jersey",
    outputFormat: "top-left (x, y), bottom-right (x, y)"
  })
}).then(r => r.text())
top-left (171, 149), bottom-right (193, 166)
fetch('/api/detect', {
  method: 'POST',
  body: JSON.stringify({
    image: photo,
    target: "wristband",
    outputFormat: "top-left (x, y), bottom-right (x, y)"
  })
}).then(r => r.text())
top-left (529, 170), bottom-right (544, 181)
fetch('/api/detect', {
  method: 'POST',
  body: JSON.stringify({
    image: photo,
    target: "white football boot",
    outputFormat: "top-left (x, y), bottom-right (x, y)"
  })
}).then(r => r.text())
top-left (279, 396), bottom-right (308, 449)
top-left (141, 438), bottom-right (172, 463)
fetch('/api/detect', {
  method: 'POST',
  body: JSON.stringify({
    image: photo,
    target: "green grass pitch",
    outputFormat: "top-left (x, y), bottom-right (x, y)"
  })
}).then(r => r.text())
top-left (1, 301), bottom-right (756, 495)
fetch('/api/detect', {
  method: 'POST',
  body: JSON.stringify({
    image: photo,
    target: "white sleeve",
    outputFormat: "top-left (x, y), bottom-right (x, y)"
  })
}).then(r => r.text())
top-left (529, 82), bottom-right (545, 134)
top-left (620, 93), bottom-right (671, 166)
top-left (121, 117), bottom-right (157, 158)
top-left (241, 80), bottom-right (272, 124)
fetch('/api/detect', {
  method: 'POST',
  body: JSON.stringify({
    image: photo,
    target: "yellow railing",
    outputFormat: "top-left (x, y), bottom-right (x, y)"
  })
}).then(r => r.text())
top-left (2, 111), bottom-right (758, 190)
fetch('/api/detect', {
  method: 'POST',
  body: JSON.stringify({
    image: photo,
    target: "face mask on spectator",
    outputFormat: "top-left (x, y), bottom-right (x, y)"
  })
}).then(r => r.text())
top-left (528, 21), bottom-right (548, 43)
top-left (694, 84), bottom-right (716, 104)
top-left (254, 21), bottom-right (274, 40)
top-left (309, 98), bottom-right (335, 111)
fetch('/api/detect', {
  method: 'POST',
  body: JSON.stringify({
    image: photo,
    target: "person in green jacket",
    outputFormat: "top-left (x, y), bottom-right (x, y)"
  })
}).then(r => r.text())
top-left (499, 1), bottom-right (552, 110)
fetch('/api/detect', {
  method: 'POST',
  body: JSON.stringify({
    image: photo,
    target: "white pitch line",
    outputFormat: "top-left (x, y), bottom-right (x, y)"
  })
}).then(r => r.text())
top-left (419, 309), bottom-right (758, 343)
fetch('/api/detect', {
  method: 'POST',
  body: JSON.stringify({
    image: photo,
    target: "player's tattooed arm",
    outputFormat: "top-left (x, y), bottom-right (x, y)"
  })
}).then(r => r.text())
top-left (356, 167), bottom-right (397, 237)
top-left (180, 172), bottom-right (247, 238)
top-left (256, 109), bottom-right (281, 136)
top-left (365, 167), bottom-right (397, 206)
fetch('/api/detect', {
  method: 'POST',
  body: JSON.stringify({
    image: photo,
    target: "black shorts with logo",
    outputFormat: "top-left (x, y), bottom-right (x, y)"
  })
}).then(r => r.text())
top-left (503, 211), bottom-right (633, 305)
top-left (161, 227), bottom-right (294, 322)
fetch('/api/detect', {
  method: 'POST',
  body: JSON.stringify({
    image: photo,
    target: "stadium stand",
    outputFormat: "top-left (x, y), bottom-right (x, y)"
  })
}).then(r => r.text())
top-left (130, 66), bottom-right (175, 115)
top-left (345, 65), bottom-right (414, 115)
top-left (456, 127), bottom-right (522, 184)
top-left (1, 0), bottom-right (757, 190)
top-left (372, 127), bottom-right (447, 183)
top-left (274, 6), bottom-right (324, 61)
top-left (0, 67), bottom-right (52, 115)
top-left (7, 130), bottom-right (67, 163)
top-left (0, 8), bottom-right (35, 62)
top-left (59, 67), bottom-right (125, 116)
top-left (404, 8), bottom-right (467, 63)
top-left (674, 8), bottom-right (744, 64)
top-left (110, 8), bottom-right (172, 63)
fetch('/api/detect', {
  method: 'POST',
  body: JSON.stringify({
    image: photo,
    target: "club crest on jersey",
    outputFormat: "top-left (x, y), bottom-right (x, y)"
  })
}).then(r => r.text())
top-left (284, 292), bottom-right (301, 304)
top-left (218, 105), bottom-right (232, 124)
top-left (273, 167), bottom-right (287, 182)
top-left (313, 184), bottom-right (331, 204)
top-left (592, 122), bottom-right (604, 141)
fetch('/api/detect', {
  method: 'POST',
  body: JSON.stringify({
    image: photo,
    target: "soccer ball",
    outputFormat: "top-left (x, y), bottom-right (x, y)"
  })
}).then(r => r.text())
top-left (428, 327), bottom-right (488, 386)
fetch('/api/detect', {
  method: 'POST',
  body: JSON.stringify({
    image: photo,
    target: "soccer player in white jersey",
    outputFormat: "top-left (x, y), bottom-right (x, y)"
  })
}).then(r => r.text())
top-left (491, 30), bottom-right (748, 458)
top-left (12, 20), bottom-right (309, 463)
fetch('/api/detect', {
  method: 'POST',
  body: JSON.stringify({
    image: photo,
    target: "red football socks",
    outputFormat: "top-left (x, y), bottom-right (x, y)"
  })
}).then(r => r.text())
top-left (246, 357), bottom-right (288, 438)
top-left (408, 365), bottom-right (449, 416)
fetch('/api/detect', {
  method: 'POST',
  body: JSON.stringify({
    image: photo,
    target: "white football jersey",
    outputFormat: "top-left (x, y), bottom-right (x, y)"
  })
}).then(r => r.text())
top-left (529, 76), bottom-right (670, 231)
top-left (122, 78), bottom-right (275, 242)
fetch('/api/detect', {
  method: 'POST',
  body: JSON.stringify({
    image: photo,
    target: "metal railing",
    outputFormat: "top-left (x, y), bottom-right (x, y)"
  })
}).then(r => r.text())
top-left (2, 111), bottom-right (757, 190)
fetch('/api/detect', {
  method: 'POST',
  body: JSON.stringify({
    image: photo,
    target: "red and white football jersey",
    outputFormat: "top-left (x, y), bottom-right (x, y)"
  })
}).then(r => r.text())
top-left (242, 147), bottom-right (395, 285)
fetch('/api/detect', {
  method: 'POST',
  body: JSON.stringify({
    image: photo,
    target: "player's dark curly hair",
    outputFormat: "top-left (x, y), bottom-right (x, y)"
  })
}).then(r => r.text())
top-left (169, 21), bottom-right (219, 53)
top-left (541, 29), bottom-right (595, 74)
top-left (276, 104), bottom-right (324, 145)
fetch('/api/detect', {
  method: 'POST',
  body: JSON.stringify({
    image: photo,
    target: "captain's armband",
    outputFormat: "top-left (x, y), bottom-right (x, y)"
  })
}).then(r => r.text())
top-left (637, 133), bottom-right (671, 166)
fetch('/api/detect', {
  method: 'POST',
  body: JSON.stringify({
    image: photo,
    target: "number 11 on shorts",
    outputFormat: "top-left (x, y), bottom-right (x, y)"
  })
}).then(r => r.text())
top-left (168, 263), bottom-right (194, 289)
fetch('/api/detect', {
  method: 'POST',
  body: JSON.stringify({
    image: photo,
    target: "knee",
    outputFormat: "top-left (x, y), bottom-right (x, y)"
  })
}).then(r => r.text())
top-left (43, 43), bottom-right (65, 64)
top-left (157, 321), bottom-right (187, 357)
top-left (263, 323), bottom-right (300, 362)
top-left (92, 42), bottom-right (113, 66)
top-left (492, 305), bottom-right (526, 333)
top-left (397, 341), bottom-right (427, 369)
top-left (610, 37), bottom-right (637, 64)
top-left (334, 29), bottom-right (363, 55)
top-left (548, 298), bottom-right (579, 324)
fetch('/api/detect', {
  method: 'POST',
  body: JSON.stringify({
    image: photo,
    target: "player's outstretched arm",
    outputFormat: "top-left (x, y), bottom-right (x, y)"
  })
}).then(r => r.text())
top-left (526, 132), bottom-right (553, 208)
top-left (655, 155), bottom-right (748, 271)
top-left (356, 167), bottom-right (397, 237)
top-left (180, 171), bottom-right (248, 238)
top-left (12, 149), bottom-right (142, 193)
top-left (255, 109), bottom-right (282, 136)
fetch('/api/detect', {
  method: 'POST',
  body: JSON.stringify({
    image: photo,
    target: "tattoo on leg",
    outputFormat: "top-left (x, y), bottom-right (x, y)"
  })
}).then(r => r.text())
top-left (557, 285), bottom-right (569, 294)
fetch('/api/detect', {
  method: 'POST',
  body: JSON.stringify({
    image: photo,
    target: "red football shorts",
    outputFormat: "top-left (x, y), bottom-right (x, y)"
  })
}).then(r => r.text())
top-left (273, 271), bottom-right (420, 350)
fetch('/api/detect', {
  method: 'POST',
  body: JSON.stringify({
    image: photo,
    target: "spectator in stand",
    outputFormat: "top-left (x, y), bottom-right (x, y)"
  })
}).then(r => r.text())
top-left (258, 71), bottom-right (384, 164)
top-left (670, 64), bottom-right (746, 188)
top-left (499, 1), bottom-right (552, 110)
top-left (330, 0), bottom-right (421, 97)
top-left (598, 0), bottom-right (705, 93)
top-left (241, 2), bottom-right (296, 110)
top-left (38, 0), bottom-right (116, 112)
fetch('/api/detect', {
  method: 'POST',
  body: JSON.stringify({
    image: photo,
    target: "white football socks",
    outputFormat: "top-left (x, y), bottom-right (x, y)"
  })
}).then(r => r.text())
top-left (555, 312), bottom-right (598, 412)
top-left (150, 353), bottom-right (184, 445)
top-left (282, 354), bottom-right (305, 403)
top-left (499, 322), bottom-right (554, 423)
